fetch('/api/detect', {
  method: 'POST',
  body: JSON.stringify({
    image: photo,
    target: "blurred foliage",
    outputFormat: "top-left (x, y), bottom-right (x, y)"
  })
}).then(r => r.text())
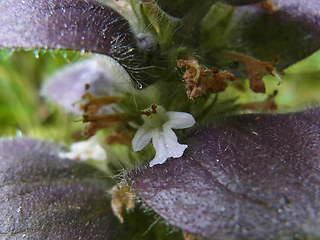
top-left (0, 49), bottom-right (84, 143)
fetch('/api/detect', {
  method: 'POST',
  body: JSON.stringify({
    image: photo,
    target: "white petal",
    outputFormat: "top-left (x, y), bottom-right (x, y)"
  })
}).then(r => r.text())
top-left (90, 144), bottom-right (108, 161)
top-left (58, 151), bottom-right (78, 161)
top-left (59, 136), bottom-right (106, 161)
top-left (132, 123), bottom-right (153, 152)
top-left (166, 111), bottom-right (196, 129)
top-left (149, 128), bottom-right (187, 167)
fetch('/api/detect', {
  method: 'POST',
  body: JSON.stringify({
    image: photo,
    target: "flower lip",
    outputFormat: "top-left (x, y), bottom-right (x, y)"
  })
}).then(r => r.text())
top-left (132, 104), bottom-right (196, 167)
top-left (166, 111), bottom-right (196, 129)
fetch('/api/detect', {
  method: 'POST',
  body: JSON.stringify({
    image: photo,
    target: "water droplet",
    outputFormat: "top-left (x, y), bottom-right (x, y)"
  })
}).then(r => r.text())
top-left (15, 130), bottom-right (23, 138)
top-left (61, 51), bottom-right (67, 59)
top-left (80, 48), bottom-right (85, 55)
top-left (216, 159), bottom-right (220, 163)
top-left (63, 23), bottom-right (68, 28)
top-left (16, 206), bottom-right (22, 213)
top-left (33, 49), bottom-right (40, 58)
top-left (81, 36), bottom-right (85, 40)
top-left (277, 208), bottom-right (284, 214)
top-left (137, 83), bottom-right (143, 89)
top-left (220, 207), bottom-right (226, 212)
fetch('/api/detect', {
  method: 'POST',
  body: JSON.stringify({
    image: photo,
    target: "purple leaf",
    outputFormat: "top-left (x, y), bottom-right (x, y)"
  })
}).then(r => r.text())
top-left (0, 0), bottom-right (148, 85)
top-left (155, 0), bottom-right (264, 17)
top-left (269, 0), bottom-right (320, 28)
top-left (127, 107), bottom-right (320, 239)
top-left (0, 0), bottom-right (131, 56)
top-left (227, 0), bottom-right (320, 70)
top-left (0, 138), bottom-right (130, 239)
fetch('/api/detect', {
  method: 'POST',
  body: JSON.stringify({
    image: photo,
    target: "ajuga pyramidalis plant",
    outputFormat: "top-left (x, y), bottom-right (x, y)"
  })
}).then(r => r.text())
top-left (0, 0), bottom-right (320, 239)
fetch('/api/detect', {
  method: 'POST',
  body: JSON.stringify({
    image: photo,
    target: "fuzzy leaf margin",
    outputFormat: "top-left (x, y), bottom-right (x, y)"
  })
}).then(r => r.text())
top-left (0, 0), bottom-right (149, 85)
top-left (127, 107), bottom-right (320, 240)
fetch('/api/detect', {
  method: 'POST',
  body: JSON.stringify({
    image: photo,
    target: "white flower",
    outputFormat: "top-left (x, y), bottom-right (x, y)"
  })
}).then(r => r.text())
top-left (59, 136), bottom-right (107, 161)
top-left (41, 55), bottom-right (131, 115)
top-left (132, 105), bottom-right (195, 167)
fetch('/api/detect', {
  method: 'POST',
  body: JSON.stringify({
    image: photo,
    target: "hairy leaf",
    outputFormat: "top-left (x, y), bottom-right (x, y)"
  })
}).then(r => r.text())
top-left (0, 138), bottom-right (129, 239)
top-left (155, 0), bottom-right (264, 17)
top-left (0, 0), bottom-right (149, 85)
top-left (226, 0), bottom-right (320, 70)
top-left (127, 107), bottom-right (320, 239)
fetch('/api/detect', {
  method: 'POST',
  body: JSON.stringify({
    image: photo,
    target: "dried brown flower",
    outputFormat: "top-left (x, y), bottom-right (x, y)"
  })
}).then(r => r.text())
top-left (109, 184), bottom-right (135, 223)
top-left (177, 57), bottom-right (235, 99)
top-left (223, 51), bottom-right (278, 93)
